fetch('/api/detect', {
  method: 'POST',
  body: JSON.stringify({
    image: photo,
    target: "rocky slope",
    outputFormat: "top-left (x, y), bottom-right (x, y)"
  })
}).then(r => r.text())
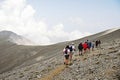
top-left (0, 28), bottom-right (120, 80)
top-left (54, 39), bottom-right (120, 80)
top-left (0, 35), bottom-right (120, 80)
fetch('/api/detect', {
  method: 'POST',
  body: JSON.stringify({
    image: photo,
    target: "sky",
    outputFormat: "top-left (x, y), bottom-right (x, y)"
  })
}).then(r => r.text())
top-left (0, 0), bottom-right (120, 45)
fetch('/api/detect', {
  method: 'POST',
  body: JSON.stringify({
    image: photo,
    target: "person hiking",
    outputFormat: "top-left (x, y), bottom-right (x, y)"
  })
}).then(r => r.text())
top-left (63, 45), bottom-right (70, 65)
top-left (87, 40), bottom-right (92, 52)
top-left (86, 40), bottom-right (89, 51)
top-left (69, 43), bottom-right (76, 63)
top-left (95, 40), bottom-right (99, 48)
top-left (98, 40), bottom-right (101, 48)
top-left (83, 42), bottom-right (88, 53)
top-left (91, 41), bottom-right (95, 51)
top-left (78, 42), bottom-right (83, 56)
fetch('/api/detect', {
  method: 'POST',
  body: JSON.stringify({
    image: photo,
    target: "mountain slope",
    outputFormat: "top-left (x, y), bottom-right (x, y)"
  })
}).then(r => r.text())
top-left (0, 31), bottom-right (38, 73)
top-left (0, 28), bottom-right (120, 75)
top-left (0, 31), bottom-right (65, 74)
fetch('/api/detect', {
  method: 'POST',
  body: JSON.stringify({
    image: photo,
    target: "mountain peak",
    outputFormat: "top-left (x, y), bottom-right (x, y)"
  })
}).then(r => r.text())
top-left (0, 30), bottom-right (17, 37)
top-left (0, 30), bottom-right (35, 45)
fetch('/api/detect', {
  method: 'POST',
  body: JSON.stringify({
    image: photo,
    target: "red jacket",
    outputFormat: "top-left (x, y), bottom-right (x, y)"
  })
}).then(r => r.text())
top-left (83, 43), bottom-right (88, 49)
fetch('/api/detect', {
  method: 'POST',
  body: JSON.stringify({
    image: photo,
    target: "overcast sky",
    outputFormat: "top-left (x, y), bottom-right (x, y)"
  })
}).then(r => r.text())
top-left (0, 0), bottom-right (120, 45)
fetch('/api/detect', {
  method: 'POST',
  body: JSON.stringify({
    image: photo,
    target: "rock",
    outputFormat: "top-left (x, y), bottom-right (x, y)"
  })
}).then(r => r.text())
top-left (36, 75), bottom-right (41, 78)
top-left (95, 61), bottom-right (100, 64)
top-left (83, 57), bottom-right (87, 61)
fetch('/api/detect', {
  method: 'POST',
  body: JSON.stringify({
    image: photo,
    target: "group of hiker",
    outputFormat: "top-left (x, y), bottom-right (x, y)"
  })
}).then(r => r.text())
top-left (78, 40), bottom-right (101, 55)
top-left (63, 40), bottom-right (101, 65)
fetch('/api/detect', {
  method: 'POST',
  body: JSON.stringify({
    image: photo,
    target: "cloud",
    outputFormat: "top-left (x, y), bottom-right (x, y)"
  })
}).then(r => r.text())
top-left (0, 0), bottom-right (91, 45)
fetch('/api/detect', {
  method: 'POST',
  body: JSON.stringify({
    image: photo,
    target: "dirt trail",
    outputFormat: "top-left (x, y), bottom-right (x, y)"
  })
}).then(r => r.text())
top-left (39, 65), bottom-right (66, 80)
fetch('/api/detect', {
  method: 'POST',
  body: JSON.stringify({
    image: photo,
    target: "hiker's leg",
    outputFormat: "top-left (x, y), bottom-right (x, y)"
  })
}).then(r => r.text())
top-left (80, 50), bottom-right (82, 55)
top-left (64, 55), bottom-right (67, 64)
top-left (66, 59), bottom-right (69, 65)
top-left (78, 50), bottom-right (80, 55)
top-left (81, 50), bottom-right (83, 55)
top-left (69, 53), bottom-right (72, 61)
top-left (64, 56), bottom-right (66, 64)
top-left (66, 55), bottom-right (69, 65)
top-left (79, 51), bottom-right (81, 55)
top-left (84, 49), bottom-right (86, 53)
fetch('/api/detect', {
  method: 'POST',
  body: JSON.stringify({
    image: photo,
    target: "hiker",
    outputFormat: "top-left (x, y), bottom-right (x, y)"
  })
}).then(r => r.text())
top-left (63, 45), bottom-right (70, 65)
top-left (98, 40), bottom-right (101, 48)
top-left (95, 40), bottom-right (99, 48)
top-left (83, 42), bottom-right (88, 53)
top-left (69, 43), bottom-right (76, 62)
top-left (91, 41), bottom-right (95, 51)
top-left (87, 40), bottom-right (92, 52)
top-left (78, 42), bottom-right (83, 55)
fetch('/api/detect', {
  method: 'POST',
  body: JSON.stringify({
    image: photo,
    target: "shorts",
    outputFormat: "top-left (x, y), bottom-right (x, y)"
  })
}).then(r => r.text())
top-left (87, 47), bottom-right (90, 49)
top-left (84, 48), bottom-right (87, 50)
top-left (79, 49), bottom-right (83, 52)
top-left (70, 51), bottom-right (74, 54)
top-left (65, 55), bottom-right (69, 60)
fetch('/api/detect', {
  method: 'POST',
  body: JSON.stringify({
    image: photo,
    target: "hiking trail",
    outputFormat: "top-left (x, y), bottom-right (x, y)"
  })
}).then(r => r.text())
top-left (39, 65), bottom-right (66, 80)
top-left (39, 50), bottom-right (101, 80)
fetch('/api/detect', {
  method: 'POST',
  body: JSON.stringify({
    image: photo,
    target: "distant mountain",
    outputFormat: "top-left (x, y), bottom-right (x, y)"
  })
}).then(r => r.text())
top-left (0, 30), bottom-right (35, 45)
top-left (0, 31), bottom-right (39, 74)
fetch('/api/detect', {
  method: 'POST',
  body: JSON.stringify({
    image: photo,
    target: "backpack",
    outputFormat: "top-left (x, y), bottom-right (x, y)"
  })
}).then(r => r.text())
top-left (69, 46), bottom-right (73, 52)
top-left (78, 44), bottom-right (80, 49)
top-left (78, 43), bottom-right (83, 49)
top-left (64, 49), bottom-right (68, 54)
